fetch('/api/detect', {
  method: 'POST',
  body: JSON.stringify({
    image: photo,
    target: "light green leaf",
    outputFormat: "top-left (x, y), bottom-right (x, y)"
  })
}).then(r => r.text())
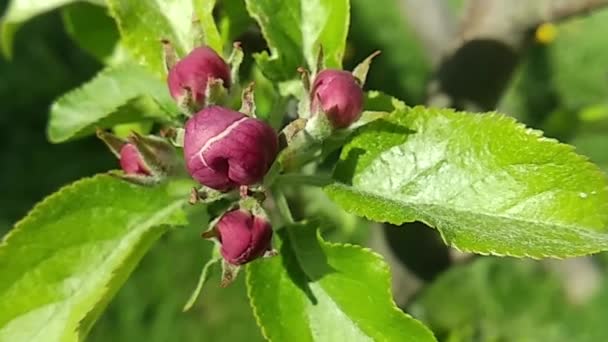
top-left (107, 0), bottom-right (194, 76)
top-left (193, 0), bottom-right (223, 54)
top-left (61, 2), bottom-right (121, 64)
top-left (0, 0), bottom-right (103, 57)
top-left (48, 63), bottom-right (178, 143)
top-left (326, 106), bottom-right (608, 258)
top-left (0, 175), bottom-right (188, 341)
top-left (246, 222), bottom-right (436, 342)
top-left (245, 0), bottom-right (349, 81)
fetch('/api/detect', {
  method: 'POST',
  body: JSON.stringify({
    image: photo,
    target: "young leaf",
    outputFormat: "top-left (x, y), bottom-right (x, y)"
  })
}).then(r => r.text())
top-left (48, 63), bottom-right (178, 143)
top-left (107, 0), bottom-right (220, 76)
top-left (193, 0), bottom-right (223, 54)
top-left (0, 0), bottom-right (104, 57)
top-left (246, 222), bottom-right (436, 342)
top-left (0, 175), bottom-right (188, 341)
top-left (244, 0), bottom-right (349, 81)
top-left (326, 106), bottom-right (608, 258)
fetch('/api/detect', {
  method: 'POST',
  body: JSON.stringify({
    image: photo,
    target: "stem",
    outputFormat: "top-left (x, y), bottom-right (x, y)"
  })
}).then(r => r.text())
top-left (275, 173), bottom-right (333, 187)
top-left (273, 188), bottom-right (294, 224)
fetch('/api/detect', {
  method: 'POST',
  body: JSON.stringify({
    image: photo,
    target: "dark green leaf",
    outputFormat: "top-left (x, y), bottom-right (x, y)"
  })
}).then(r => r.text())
top-left (326, 106), bottom-right (608, 258)
top-left (246, 222), bottom-right (436, 341)
top-left (0, 175), bottom-right (188, 341)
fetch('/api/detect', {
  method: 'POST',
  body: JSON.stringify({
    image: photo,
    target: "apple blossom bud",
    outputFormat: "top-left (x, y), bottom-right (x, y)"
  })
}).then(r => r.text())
top-left (311, 69), bottom-right (364, 128)
top-left (184, 106), bottom-right (278, 190)
top-left (216, 209), bottom-right (273, 265)
top-left (119, 143), bottom-right (151, 176)
top-left (167, 46), bottom-right (231, 108)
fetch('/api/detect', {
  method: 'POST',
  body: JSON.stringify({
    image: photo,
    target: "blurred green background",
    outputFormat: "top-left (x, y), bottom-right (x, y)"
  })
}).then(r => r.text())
top-left (1, 0), bottom-right (607, 341)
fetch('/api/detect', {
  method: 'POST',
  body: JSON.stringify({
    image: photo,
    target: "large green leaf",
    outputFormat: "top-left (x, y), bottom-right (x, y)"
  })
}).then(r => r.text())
top-left (61, 2), bottom-right (121, 64)
top-left (411, 257), bottom-right (608, 342)
top-left (0, 0), bottom-right (104, 57)
top-left (246, 222), bottom-right (436, 341)
top-left (0, 175), bottom-right (188, 341)
top-left (245, 0), bottom-right (349, 81)
top-left (107, 0), bottom-right (194, 76)
top-left (48, 63), bottom-right (178, 143)
top-left (326, 106), bottom-right (608, 258)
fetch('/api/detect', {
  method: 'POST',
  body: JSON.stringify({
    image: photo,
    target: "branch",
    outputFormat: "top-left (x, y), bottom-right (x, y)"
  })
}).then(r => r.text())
top-left (398, 0), bottom-right (457, 65)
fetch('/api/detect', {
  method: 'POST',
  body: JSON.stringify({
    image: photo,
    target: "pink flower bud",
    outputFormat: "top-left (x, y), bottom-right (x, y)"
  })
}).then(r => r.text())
top-left (167, 46), bottom-right (231, 107)
top-left (216, 209), bottom-right (273, 265)
top-left (311, 69), bottom-right (364, 128)
top-left (184, 106), bottom-right (278, 190)
top-left (119, 143), bottom-right (151, 176)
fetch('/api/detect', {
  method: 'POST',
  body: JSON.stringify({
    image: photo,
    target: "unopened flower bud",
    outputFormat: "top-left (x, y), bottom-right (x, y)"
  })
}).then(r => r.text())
top-left (311, 69), bottom-right (364, 128)
top-left (119, 143), bottom-right (151, 176)
top-left (216, 209), bottom-right (273, 265)
top-left (168, 46), bottom-right (231, 108)
top-left (184, 106), bottom-right (278, 190)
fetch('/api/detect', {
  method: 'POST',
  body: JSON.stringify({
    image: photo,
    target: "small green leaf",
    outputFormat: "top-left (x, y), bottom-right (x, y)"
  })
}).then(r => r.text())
top-left (61, 2), bottom-right (121, 64)
top-left (193, 0), bottom-right (223, 54)
top-left (0, 0), bottom-right (104, 57)
top-left (48, 63), bottom-right (178, 143)
top-left (182, 250), bottom-right (221, 312)
top-left (246, 222), bottom-right (436, 341)
top-left (0, 175), bottom-right (187, 341)
top-left (245, 0), bottom-right (349, 81)
top-left (326, 106), bottom-right (608, 258)
top-left (107, 0), bottom-right (195, 76)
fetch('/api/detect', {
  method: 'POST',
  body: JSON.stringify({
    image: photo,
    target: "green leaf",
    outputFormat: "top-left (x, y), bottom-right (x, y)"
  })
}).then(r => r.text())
top-left (246, 222), bottom-right (436, 341)
top-left (0, 0), bottom-right (104, 57)
top-left (107, 0), bottom-right (195, 76)
top-left (245, 0), bottom-right (349, 81)
top-left (0, 175), bottom-right (188, 341)
top-left (48, 63), bottom-right (178, 143)
top-left (193, 0), bottom-right (223, 54)
top-left (61, 2), bottom-right (121, 64)
top-left (182, 250), bottom-right (221, 311)
top-left (326, 106), bottom-right (608, 258)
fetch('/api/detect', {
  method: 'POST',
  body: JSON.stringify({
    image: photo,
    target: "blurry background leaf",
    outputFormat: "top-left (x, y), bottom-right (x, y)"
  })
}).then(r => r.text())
top-left (246, 222), bottom-right (436, 341)
top-left (193, 0), bottom-right (223, 54)
top-left (347, 0), bottom-right (431, 104)
top-left (48, 63), bottom-right (178, 143)
top-left (327, 107), bottom-right (608, 257)
top-left (411, 257), bottom-right (608, 342)
top-left (0, 175), bottom-right (187, 341)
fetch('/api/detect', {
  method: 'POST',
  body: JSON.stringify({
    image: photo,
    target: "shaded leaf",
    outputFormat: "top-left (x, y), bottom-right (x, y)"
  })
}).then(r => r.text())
top-left (0, 175), bottom-right (188, 341)
top-left (326, 106), bottom-right (608, 258)
top-left (246, 222), bottom-right (436, 341)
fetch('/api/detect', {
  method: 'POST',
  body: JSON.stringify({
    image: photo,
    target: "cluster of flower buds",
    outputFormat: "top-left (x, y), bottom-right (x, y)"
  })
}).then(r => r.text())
top-left (168, 44), bottom-right (278, 284)
top-left (98, 41), bottom-right (376, 288)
